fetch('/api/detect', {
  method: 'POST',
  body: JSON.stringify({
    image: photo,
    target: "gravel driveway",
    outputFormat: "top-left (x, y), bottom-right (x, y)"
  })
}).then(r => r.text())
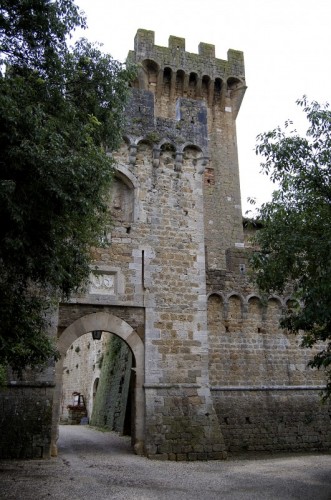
top-left (0, 425), bottom-right (330, 499)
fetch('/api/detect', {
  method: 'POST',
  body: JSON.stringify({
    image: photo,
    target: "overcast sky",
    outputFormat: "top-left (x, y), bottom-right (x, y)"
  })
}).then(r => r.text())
top-left (74, 0), bottom-right (331, 213)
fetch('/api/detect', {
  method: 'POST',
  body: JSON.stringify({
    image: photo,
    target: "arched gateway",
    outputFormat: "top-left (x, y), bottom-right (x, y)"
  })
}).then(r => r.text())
top-left (51, 312), bottom-right (144, 456)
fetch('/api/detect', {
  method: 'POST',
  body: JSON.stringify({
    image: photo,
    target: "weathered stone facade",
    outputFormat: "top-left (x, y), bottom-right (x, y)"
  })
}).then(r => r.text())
top-left (0, 29), bottom-right (330, 460)
top-left (90, 335), bottom-right (132, 435)
top-left (0, 360), bottom-right (55, 459)
top-left (207, 261), bottom-right (330, 453)
top-left (60, 333), bottom-right (107, 423)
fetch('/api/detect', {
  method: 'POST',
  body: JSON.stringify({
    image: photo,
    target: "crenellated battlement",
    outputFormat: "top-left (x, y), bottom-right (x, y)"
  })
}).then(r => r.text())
top-left (129, 29), bottom-right (244, 78)
top-left (127, 29), bottom-right (246, 117)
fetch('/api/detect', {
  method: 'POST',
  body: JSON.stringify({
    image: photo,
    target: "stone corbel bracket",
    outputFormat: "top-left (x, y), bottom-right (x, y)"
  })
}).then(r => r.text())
top-left (153, 146), bottom-right (160, 168)
top-left (175, 151), bottom-right (183, 172)
top-left (129, 144), bottom-right (137, 165)
top-left (197, 156), bottom-right (209, 174)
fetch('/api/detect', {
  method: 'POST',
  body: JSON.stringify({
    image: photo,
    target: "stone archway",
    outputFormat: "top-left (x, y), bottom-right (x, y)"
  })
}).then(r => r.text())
top-left (51, 312), bottom-right (145, 456)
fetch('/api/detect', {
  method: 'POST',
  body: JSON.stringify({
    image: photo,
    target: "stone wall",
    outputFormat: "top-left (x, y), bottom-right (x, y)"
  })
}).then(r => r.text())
top-left (0, 312), bottom-right (57, 459)
top-left (58, 305), bottom-right (145, 342)
top-left (206, 261), bottom-right (331, 453)
top-left (207, 292), bottom-right (325, 388)
top-left (214, 390), bottom-right (330, 453)
top-left (91, 335), bottom-right (132, 434)
top-left (60, 333), bottom-right (108, 422)
top-left (0, 382), bottom-right (54, 459)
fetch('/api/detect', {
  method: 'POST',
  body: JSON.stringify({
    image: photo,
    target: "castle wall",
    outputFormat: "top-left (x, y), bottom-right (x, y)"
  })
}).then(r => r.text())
top-left (205, 115), bottom-right (244, 269)
top-left (0, 309), bottom-right (57, 459)
top-left (0, 384), bottom-right (54, 459)
top-left (214, 391), bottom-right (330, 453)
top-left (207, 259), bottom-right (331, 453)
top-left (90, 335), bottom-right (132, 434)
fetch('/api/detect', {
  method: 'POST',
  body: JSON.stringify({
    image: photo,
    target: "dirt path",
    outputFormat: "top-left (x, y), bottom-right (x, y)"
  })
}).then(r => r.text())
top-left (0, 425), bottom-right (330, 499)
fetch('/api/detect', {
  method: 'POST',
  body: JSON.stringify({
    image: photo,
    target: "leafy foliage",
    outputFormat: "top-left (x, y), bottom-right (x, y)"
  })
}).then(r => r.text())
top-left (0, 1), bottom-right (135, 373)
top-left (252, 97), bottom-right (331, 399)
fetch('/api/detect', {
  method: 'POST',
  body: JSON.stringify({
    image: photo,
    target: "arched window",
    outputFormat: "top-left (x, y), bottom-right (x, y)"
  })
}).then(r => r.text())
top-left (202, 75), bottom-right (210, 101)
top-left (142, 59), bottom-right (159, 92)
top-left (183, 145), bottom-right (202, 165)
top-left (227, 77), bottom-right (242, 95)
top-left (213, 78), bottom-right (223, 104)
top-left (227, 294), bottom-right (243, 329)
top-left (175, 69), bottom-right (185, 96)
top-left (188, 72), bottom-right (198, 98)
top-left (109, 174), bottom-right (134, 223)
top-left (163, 67), bottom-right (172, 97)
top-left (160, 143), bottom-right (176, 169)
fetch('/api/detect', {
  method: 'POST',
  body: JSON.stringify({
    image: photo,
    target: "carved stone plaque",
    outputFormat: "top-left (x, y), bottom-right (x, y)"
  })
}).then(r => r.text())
top-left (89, 272), bottom-right (115, 295)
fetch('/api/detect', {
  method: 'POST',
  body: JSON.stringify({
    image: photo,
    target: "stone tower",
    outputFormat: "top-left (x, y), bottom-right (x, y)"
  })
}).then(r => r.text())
top-left (57, 29), bottom-right (246, 459)
top-left (92, 29), bottom-right (246, 458)
top-left (127, 29), bottom-right (246, 269)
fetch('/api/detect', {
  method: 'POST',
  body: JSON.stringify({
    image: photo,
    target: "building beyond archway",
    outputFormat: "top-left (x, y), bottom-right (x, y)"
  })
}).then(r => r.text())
top-left (52, 311), bottom-right (144, 457)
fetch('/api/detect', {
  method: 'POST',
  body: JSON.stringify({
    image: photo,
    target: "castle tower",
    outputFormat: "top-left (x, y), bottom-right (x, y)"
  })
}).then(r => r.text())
top-left (102, 29), bottom-right (245, 458)
top-left (53, 30), bottom-right (247, 460)
top-left (127, 29), bottom-right (247, 270)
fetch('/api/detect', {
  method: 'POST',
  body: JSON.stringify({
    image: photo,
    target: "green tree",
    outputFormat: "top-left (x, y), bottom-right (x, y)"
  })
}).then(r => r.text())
top-left (0, 1), bottom-right (135, 373)
top-left (251, 96), bottom-right (331, 399)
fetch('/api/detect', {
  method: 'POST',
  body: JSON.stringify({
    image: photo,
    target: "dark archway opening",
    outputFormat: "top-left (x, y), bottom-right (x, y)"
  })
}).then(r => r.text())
top-left (60, 332), bottom-right (134, 438)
